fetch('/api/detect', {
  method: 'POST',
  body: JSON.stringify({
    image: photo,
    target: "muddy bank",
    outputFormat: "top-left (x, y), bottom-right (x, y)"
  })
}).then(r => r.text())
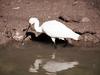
top-left (0, 0), bottom-right (100, 46)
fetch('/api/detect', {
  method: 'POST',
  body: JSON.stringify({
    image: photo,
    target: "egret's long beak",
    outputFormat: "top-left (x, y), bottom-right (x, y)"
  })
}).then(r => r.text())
top-left (21, 23), bottom-right (31, 44)
top-left (27, 23), bottom-right (31, 32)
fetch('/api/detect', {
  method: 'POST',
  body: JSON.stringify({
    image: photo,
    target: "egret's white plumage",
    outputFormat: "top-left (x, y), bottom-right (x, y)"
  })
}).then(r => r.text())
top-left (29, 17), bottom-right (80, 45)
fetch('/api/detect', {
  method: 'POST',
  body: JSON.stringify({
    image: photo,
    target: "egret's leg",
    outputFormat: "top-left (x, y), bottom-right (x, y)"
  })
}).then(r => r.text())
top-left (67, 38), bottom-right (74, 47)
top-left (67, 38), bottom-right (72, 44)
top-left (51, 38), bottom-right (57, 48)
top-left (63, 38), bottom-right (68, 47)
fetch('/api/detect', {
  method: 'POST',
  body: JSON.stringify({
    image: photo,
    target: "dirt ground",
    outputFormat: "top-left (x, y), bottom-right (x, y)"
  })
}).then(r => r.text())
top-left (0, 0), bottom-right (100, 46)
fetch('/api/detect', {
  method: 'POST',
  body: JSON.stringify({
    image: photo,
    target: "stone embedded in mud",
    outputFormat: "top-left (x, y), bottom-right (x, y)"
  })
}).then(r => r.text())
top-left (74, 33), bottom-right (100, 47)
top-left (82, 33), bottom-right (99, 43)
top-left (81, 17), bottom-right (90, 22)
top-left (12, 31), bottom-right (24, 41)
top-left (12, 7), bottom-right (20, 10)
top-left (72, 30), bottom-right (100, 47)
top-left (72, 0), bottom-right (79, 6)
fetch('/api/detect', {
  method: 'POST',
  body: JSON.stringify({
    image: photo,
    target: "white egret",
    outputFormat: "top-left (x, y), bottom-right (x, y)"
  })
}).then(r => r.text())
top-left (28, 17), bottom-right (81, 47)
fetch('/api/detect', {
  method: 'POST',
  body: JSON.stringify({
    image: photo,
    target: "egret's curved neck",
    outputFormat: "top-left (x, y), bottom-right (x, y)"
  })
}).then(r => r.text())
top-left (34, 19), bottom-right (42, 33)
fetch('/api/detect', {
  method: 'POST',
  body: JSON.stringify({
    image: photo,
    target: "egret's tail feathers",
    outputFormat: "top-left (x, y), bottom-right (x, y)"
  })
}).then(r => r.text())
top-left (71, 33), bottom-right (80, 40)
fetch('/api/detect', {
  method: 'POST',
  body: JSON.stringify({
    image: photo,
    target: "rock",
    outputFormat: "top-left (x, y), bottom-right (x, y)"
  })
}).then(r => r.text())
top-left (72, 0), bottom-right (79, 6)
top-left (12, 7), bottom-right (20, 10)
top-left (77, 33), bottom-right (100, 47)
top-left (12, 31), bottom-right (24, 41)
top-left (58, 16), bottom-right (80, 23)
top-left (81, 17), bottom-right (90, 22)
top-left (82, 33), bottom-right (99, 43)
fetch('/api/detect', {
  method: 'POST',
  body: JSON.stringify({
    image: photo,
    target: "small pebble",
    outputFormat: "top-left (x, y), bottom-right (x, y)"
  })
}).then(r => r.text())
top-left (12, 7), bottom-right (20, 10)
top-left (81, 17), bottom-right (90, 22)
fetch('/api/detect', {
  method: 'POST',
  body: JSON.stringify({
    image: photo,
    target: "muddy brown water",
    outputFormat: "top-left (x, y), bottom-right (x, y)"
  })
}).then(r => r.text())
top-left (0, 39), bottom-right (100, 75)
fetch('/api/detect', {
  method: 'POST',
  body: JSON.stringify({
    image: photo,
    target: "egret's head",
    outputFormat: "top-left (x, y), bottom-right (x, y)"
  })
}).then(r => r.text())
top-left (29, 17), bottom-right (38, 25)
